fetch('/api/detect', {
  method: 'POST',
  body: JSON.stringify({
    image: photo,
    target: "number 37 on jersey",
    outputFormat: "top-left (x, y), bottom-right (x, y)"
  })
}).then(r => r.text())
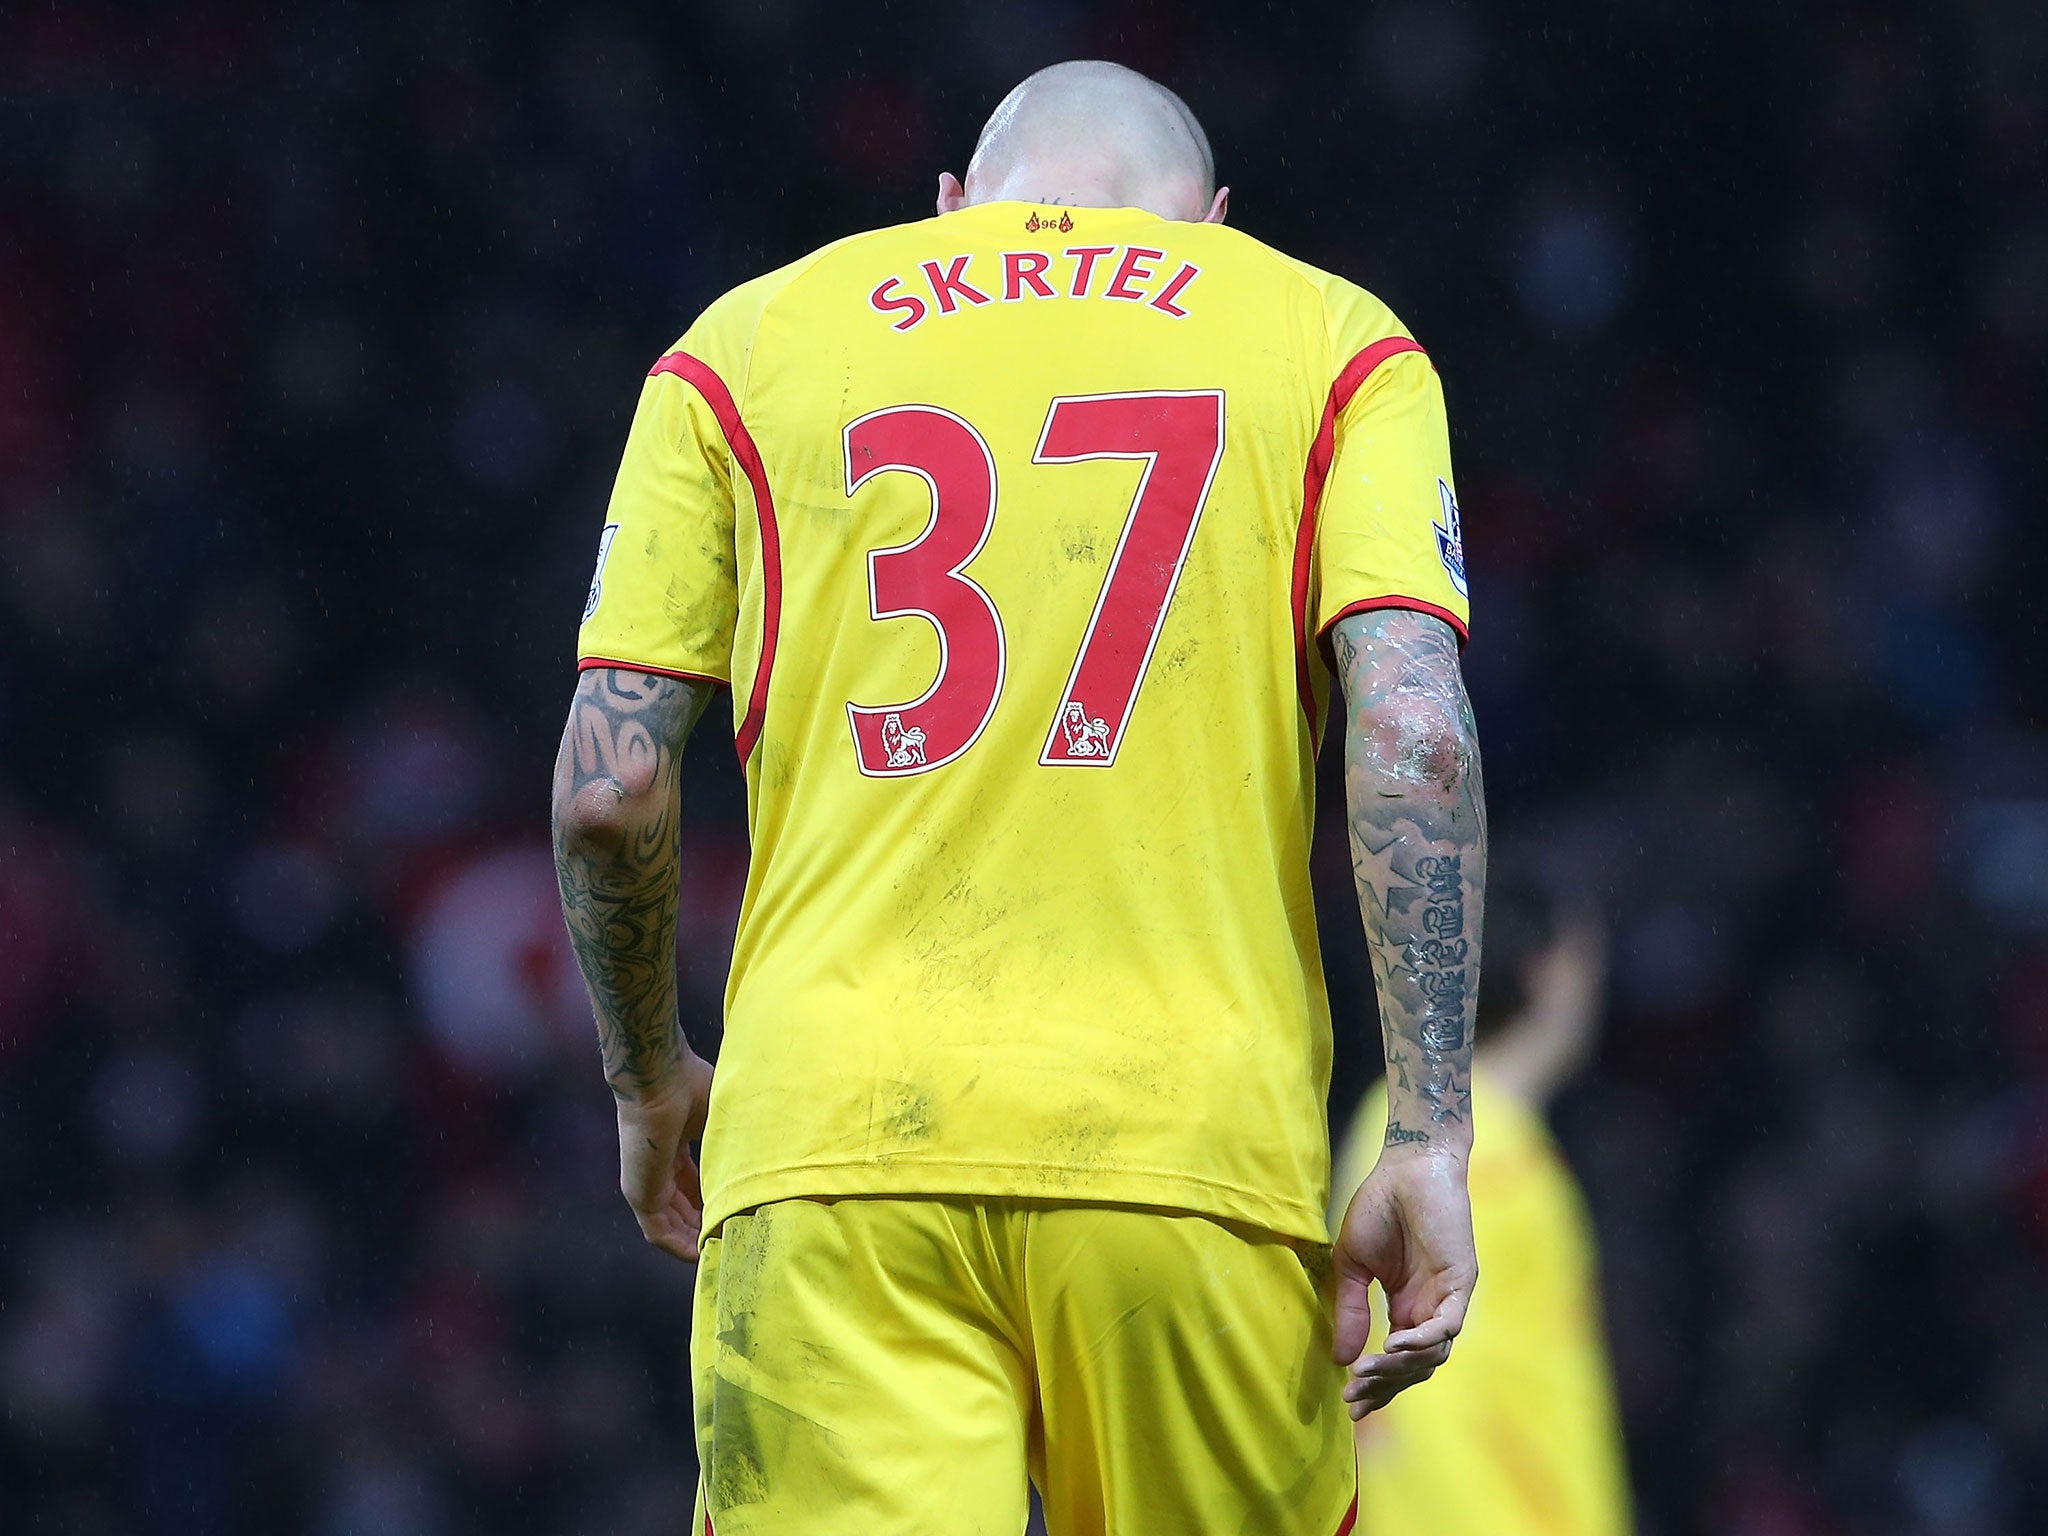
top-left (844, 389), bottom-right (1224, 778)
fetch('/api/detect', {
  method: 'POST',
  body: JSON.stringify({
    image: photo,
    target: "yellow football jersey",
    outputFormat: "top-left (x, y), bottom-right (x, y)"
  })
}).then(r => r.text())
top-left (578, 201), bottom-right (1468, 1242)
top-left (1333, 1075), bottom-right (1634, 1535)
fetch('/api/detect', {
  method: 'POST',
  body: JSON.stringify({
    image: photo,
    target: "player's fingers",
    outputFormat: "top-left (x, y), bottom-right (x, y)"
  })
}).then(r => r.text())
top-left (1344, 1354), bottom-right (1443, 1418)
top-left (1345, 1344), bottom-right (1450, 1415)
top-left (1348, 1377), bottom-right (1415, 1417)
top-left (635, 1198), bottom-right (701, 1265)
top-left (639, 1219), bottom-right (697, 1264)
top-left (1345, 1374), bottom-right (1434, 1421)
top-left (1348, 1368), bottom-right (1433, 1421)
top-left (1385, 1286), bottom-right (1469, 1353)
top-left (1348, 1345), bottom-right (1450, 1387)
top-left (1382, 1311), bottom-right (1457, 1354)
top-left (1346, 1339), bottom-right (1451, 1389)
top-left (667, 1183), bottom-right (704, 1262)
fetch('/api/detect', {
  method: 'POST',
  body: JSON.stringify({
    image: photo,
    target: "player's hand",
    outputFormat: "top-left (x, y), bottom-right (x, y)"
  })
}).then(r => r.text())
top-left (613, 1050), bottom-right (715, 1263)
top-left (1331, 1147), bottom-right (1477, 1419)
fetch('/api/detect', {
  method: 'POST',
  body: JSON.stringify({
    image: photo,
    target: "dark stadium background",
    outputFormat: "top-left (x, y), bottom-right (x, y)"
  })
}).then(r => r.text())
top-left (2, 3), bottom-right (2044, 1533)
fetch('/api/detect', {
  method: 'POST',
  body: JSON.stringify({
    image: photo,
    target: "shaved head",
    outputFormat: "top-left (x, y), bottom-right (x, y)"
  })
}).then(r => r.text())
top-left (939, 61), bottom-right (1226, 224)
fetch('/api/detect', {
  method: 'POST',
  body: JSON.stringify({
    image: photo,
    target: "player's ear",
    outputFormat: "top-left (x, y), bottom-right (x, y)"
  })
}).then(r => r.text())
top-left (937, 172), bottom-right (969, 215)
top-left (1202, 186), bottom-right (1230, 224)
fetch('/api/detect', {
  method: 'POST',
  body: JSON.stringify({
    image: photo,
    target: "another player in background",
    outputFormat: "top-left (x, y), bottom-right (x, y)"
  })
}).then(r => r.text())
top-left (1334, 870), bottom-right (1633, 1536)
top-left (553, 60), bottom-right (1485, 1534)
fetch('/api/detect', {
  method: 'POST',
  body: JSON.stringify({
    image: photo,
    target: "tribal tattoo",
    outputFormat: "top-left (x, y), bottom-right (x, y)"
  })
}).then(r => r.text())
top-left (1330, 609), bottom-right (1486, 1152)
top-left (551, 667), bottom-right (715, 1101)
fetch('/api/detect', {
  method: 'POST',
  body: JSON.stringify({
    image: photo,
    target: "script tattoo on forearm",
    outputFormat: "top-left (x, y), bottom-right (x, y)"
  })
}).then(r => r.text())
top-left (1330, 609), bottom-right (1486, 1150)
top-left (551, 668), bottom-right (714, 1101)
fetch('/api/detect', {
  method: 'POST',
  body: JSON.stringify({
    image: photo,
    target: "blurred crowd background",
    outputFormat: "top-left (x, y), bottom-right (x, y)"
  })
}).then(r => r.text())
top-left (2, 3), bottom-right (2044, 1533)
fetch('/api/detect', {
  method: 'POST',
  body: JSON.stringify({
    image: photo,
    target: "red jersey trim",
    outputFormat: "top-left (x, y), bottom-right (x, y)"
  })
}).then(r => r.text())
top-left (1290, 335), bottom-right (1429, 736)
top-left (1334, 1491), bottom-right (1358, 1536)
top-left (1318, 595), bottom-right (1470, 648)
top-left (575, 656), bottom-right (731, 689)
top-left (648, 350), bottom-right (779, 765)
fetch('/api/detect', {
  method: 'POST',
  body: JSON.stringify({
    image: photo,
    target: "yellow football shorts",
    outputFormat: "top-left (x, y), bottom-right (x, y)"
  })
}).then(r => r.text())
top-left (688, 1196), bottom-right (1357, 1535)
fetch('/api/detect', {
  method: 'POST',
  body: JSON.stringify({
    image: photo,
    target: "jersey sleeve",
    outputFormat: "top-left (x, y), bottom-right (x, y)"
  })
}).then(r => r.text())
top-left (1312, 341), bottom-right (1469, 646)
top-left (575, 362), bottom-right (740, 684)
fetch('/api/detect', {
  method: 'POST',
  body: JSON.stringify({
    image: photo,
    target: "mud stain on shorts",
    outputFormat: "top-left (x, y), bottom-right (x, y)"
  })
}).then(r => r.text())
top-left (708, 1372), bottom-right (843, 1514)
top-left (714, 1204), bottom-right (779, 1360)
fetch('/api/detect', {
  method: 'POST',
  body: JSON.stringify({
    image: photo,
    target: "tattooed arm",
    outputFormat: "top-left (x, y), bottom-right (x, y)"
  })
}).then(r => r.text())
top-left (552, 666), bottom-right (719, 1261)
top-left (1337, 609), bottom-right (1485, 1155)
top-left (1327, 607), bottom-right (1486, 1418)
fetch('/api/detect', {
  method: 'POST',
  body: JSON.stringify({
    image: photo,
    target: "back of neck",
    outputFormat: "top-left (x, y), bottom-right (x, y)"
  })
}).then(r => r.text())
top-left (973, 166), bottom-right (1146, 214)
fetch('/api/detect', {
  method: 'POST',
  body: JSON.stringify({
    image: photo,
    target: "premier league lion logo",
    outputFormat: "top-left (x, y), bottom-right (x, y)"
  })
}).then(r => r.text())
top-left (1059, 702), bottom-right (1111, 759)
top-left (881, 712), bottom-right (928, 768)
